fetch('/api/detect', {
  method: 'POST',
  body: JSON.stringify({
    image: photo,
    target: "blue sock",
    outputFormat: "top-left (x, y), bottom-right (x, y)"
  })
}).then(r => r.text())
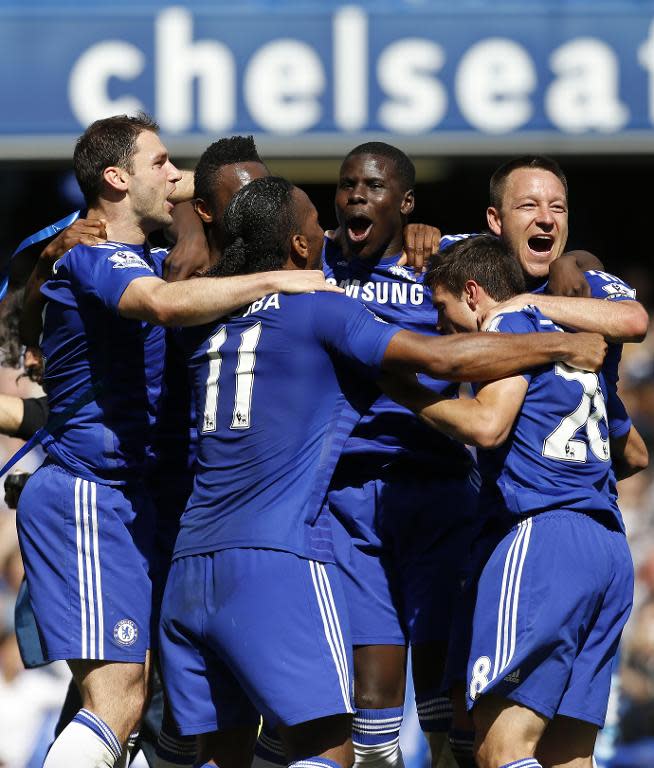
top-left (499, 759), bottom-right (543, 768)
top-left (352, 706), bottom-right (403, 747)
top-left (415, 690), bottom-right (452, 733)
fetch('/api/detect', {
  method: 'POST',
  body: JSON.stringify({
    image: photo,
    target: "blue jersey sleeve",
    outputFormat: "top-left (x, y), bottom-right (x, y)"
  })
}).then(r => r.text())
top-left (584, 270), bottom-right (634, 438)
top-left (484, 308), bottom-right (545, 384)
top-left (68, 244), bottom-right (160, 312)
top-left (584, 270), bottom-right (637, 302)
top-left (310, 293), bottom-right (401, 373)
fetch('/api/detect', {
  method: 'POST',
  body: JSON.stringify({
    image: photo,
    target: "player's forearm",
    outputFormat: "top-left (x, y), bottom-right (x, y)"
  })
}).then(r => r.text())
top-left (0, 394), bottom-right (25, 435)
top-left (142, 273), bottom-right (283, 326)
top-left (611, 426), bottom-right (649, 481)
top-left (524, 294), bottom-right (648, 343)
top-left (380, 372), bottom-right (502, 448)
top-left (415, 332), bottom-right (597, 382)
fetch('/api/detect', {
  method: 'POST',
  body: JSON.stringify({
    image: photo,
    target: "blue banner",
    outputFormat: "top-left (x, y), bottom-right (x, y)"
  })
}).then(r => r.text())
top-left (3, 3), bottom-right (654, 156)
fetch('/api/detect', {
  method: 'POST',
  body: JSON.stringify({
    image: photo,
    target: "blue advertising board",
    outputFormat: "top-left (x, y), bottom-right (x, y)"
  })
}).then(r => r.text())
top-left (3, 3), bottom-right (654, 157)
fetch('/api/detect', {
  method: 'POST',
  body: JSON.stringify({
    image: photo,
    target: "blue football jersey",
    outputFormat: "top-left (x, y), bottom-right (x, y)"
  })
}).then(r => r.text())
top-left (478, 307), bottom-right (622, 531)
top-left (39, 242), bottom-right (167, 484)
top-left (534, 269), bottom-right (635, 440)
top-left (174, 291), bottom-right (401, 561)
top-left (322, 237), bottom-right (473, 473)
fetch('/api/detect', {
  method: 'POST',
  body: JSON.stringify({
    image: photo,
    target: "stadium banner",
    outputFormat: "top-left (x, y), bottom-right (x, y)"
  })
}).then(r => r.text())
top-left (4, 3), bottom-right (654, 157)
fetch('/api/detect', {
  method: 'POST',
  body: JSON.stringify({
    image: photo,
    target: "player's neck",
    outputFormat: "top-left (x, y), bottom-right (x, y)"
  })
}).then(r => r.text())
top-left (475, 296), bottom-right (498, 330)
top-left (87, 203), bottom-right (148, 245)
top-left (341, 234), bottom-right (403, 264)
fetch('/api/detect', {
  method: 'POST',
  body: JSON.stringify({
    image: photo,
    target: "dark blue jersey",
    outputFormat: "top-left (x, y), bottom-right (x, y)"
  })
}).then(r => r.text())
top-left (174, 291), bottom-right (400, 561)
top-left (478, 307), bottom-right (622, 531)
top-left (322, 237), bottom-right (473, 474)
top-left (39, 242), bottom-right (167, 484)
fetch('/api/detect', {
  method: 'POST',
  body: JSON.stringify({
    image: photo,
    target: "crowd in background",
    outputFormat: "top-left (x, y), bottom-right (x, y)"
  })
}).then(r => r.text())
top-left (0, 267), bottom-right (652, 768)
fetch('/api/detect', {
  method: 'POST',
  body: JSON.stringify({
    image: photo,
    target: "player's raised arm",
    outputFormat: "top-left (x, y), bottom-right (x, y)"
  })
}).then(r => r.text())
top-left (381, 328), bottom-right (606, 382)
top-left (485, 292), bottom-right (648, 344)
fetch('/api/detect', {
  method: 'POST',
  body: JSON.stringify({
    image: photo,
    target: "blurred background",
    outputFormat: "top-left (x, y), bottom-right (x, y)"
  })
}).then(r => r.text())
top-left (1, 0), bottom-right (653, 765)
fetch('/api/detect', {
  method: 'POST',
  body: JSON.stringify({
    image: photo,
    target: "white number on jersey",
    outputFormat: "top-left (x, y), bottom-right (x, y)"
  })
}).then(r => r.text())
top-left (202, 322), bottom-right (262, 433)
top-left (542, 363), bottom-right (610, 463)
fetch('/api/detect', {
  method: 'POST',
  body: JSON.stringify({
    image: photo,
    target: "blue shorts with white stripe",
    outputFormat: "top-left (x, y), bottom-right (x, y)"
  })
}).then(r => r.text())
top-left (16, 461), bottom-right (155, 663)
top-left (159, 549), bottom-right (354, 736)
top-left (466, 510), bottom-right (633, 727)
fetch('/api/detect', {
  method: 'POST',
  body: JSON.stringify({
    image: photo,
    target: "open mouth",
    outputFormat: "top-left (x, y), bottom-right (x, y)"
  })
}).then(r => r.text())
top-left (346, 215), bottom-right (373, 243)
top-left (527, 235), bottom-right (554, 256)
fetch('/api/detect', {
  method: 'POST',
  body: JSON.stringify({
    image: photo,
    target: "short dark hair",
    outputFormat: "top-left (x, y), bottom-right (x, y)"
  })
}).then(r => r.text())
top-left (343, 141), bottom-right (415, 192)
top-left (489, 155), bottom-right (568, 211)
top-left (73, 113), bottom-right (159, 207)
top-left (426, 234), bottom-right (526, 301)
top-left (194, 135), bottom-right (266, 212)
top-left (211, 176), bottom-right (298, 277)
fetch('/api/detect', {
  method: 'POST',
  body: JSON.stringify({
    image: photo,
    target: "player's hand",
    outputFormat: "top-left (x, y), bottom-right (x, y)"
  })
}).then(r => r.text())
top-left (164, 233), bottom-right (212, 282)
top-left (397, 224), bottom-right (441, 272)
top-left (40, 218), bottom-right (107, 265)
top-left (562, 332), bottom-right (607, 372)
top-left (164, 202), bottom-right (212, 282)
top-left (547, 253), bottom-right (591, 297)
top-left (480, 294), bottom-right (533, 330)
top-left (270, 270), bottom-right (344, 295)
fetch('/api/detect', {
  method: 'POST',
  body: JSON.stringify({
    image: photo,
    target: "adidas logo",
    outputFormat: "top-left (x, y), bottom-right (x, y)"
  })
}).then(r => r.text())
top-left (504, 669), bottom-right (521, 684)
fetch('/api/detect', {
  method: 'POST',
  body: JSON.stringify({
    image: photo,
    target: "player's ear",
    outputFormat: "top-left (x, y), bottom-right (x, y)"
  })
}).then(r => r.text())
top-left (194, 198), bottom-right (214, 224)
top-left (103, 166), bottom-right (129, 194)
top-left (487, 206), bottom-right (502, 236)
top-left (290, 232), bottom-right (309, 268)
top-left (401, 189), bottom-right (415, 216)
top-left (464, 280), bottom-right (479, 309)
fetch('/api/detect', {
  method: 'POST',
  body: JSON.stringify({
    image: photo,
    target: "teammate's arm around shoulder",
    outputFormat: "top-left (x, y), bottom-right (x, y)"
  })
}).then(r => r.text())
top-left (380, 327), bottom-right (606, 382)
top-left (118, 270), bottom-right (342, 327)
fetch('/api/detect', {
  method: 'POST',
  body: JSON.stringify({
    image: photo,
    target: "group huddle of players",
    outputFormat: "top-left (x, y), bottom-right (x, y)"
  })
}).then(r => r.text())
top-left (8, 114), bottom-right (650, 768)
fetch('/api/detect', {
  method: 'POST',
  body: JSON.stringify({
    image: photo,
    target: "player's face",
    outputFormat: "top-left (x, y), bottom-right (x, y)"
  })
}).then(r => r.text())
top-left (432, 284), bottom-right (477, 333)
top-left (335, 154), bottom-right (413, 260)
top-left (487, 168), bottom-right (568, 283)
top-left (293, 187), bottom-right (325, 269)
top-left (128, 130), bottom-right (182, 233)
top-left (213, 162), bottom-right (269, 223)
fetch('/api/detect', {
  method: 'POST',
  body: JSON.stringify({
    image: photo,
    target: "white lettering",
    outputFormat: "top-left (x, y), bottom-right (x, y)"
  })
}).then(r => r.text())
top-left (411, 284), bottom-right (424, 305)
top-left (456, 39), bottom-right (535, 133)
top-left (263, 293), bottom-right (281, 310)
top-left (333, 6), bottom-right (368, 130)
top-left (244, 40), bottom-right (325, 133)
top-left (361, 282), bottom-right (375, 302)
top-left (376, 283), bottom-right (389, 304)
top-left (155, 7), bottom-right (235, 133)
top-left (344, 279), bottom-right (361, 299)
top-left (69, 41), bottom-right (145, 124)
top-left (378, 39), bottom-right (446, 133)
top-left (391, 282), bottom-right (408, 303)
top-left (547, 38), bottom-right (628, 133)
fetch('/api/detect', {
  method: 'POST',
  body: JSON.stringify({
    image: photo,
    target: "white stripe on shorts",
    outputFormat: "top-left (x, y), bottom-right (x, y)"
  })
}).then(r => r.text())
top-left (309, 561), bottom-right (354, 713)
top-left (74, 478), bottom-right (88, 659)
top-left (492, 517), bottom-right (533, 681)
top-left (90, 481), bottom-right (104, 660)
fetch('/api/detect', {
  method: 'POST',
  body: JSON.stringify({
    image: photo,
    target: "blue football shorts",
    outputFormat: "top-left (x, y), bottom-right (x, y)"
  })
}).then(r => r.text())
top-left (159, 548), bottom-right (354, 736)
top-left (329, 466), bottom-right (480, 646)
top-left (466, 510), bottom-right (633, 727)
top-left (16, 461), bottom-right (155, 663)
